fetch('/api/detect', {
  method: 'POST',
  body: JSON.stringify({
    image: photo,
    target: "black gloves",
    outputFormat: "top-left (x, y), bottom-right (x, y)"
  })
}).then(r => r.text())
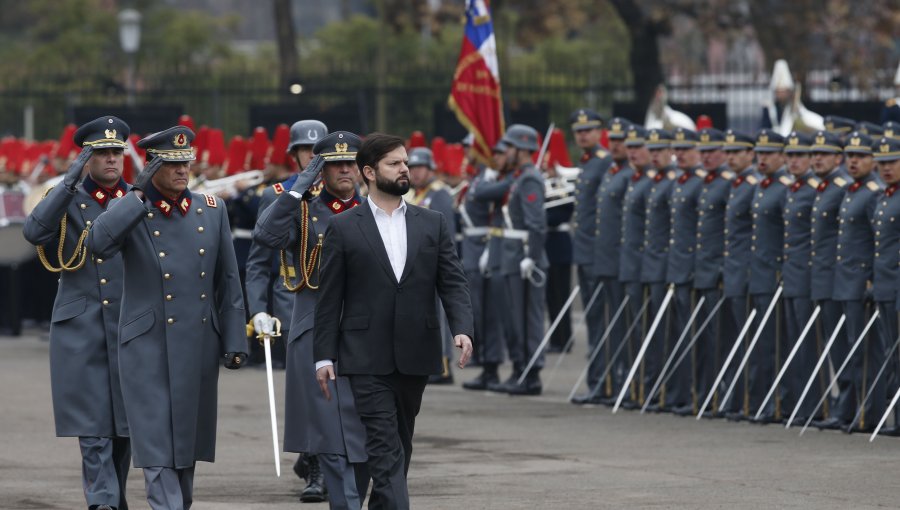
top-left (63, 146), bottom-right (93, 190)
top-left (132, 156), bottom-right (164, 193)
top-left (224, 352), bottom-right (248, 369)
top-left (290, 155), bottom-right (325, 195)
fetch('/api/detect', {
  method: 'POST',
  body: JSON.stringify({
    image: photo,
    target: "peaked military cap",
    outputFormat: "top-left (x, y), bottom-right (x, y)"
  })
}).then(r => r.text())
top-left (624, 126), bottom-right (649, 147)
top-left (784, 131), bottom-right (812, 154)
top-left (697, 128), bottom-right (724, 151)
top-left (809, 130), bottom-right (843, 153)
top-left (289, 119), bottom-right (328, 151)
top-left (74, 116), bottom-right (130, 150)
top-left (645, 128), bottom-right (672, 150)
top-left (607, 118), bottom-right (633, 140)
top-left (670, 127), bottom-right (699, 149)
top-left (824, 115), bottom-right (856, 134)
top-left (856, 121), bottom-right (884, 137)
top-left (492, 139), bottom-right (509, 153)
top-left (722, 129), bottom-right (755, 151)
top-left (138, 126), bottom-right (195, 162)
top-left (408, 147), bottom-right (435, 169)
top-left (753, 129), bottom-right (785, 152)
top-left (313, 131), bottom-right (361, 162)
top-left (873, 137), bottom-right (900, 162)
top-left (569, 108), bottom-right (603, 131)
top-left (884, 121), bottom-right (899, 140)
top-left (843, 131), bottom-right (874, 155)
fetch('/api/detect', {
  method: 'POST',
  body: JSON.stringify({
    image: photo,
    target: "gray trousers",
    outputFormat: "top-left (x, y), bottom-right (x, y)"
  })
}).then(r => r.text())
top-left (577, 267), bottom-right (604, 388)
top-left (747, 293), bottom-right (782, 418)
top-left (783, 297), bottom-right (817, 419)
top-left (721, 296), bottom-right (749, 414)
top-left (833, 300), bottom-right (868, 422)
top-left (503, 274), bottom-right (545, 371)
top-left (319, 453), bottom-right (370, 510)
top-left (621, 282), bottom-right (645, 402)
top-left (817, 299), bottom-right (845, 419)
top-left (641, 283), bottom-right (669, 405)
top-left (79, 436), bottom-right (131, 509)
top-left (143, 465), bottom-right (194, 510)
top-left (694, 288), bottom-right (725, 411)
top-left (665, 283), bottom-right (693, 407)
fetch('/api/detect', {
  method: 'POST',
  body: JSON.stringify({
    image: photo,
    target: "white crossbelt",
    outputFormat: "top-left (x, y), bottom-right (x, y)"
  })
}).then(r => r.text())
top-left (232, 228), bottom-right (253, 240)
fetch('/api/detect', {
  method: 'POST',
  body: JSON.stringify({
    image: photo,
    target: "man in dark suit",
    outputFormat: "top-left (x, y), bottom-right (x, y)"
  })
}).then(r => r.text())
top-left (314, 133), bottom-right (474, 510)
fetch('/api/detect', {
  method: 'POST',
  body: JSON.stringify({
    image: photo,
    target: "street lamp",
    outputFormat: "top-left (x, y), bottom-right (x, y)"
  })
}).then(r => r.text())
top-left (118, 8), bottom-right (142, 106)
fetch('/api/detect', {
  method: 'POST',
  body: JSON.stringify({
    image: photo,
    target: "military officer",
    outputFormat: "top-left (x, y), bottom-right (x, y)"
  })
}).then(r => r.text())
top-left (407, 147), bottom-right (458, 385)
top-left (23, 116), bottom-right (132, 510)
top-left (487, 124), bottom-right (548, 395)
top-left (88, 125), bottom-right (247, 510)
top-left (808, 130), bottom-right (849, 423)
top-left (568, 110), bottom-right (616, 396)
top-left (780, 132), bottom-right (820, 424)
top-left (857, 121), bottom-right (885, 138)
top-left (746, 129), bottom-right (790, 423)
top-left (721, 130), bottom-right (760, 419)
top-left (868, 137), bottom-right (900, 434)
top-left (884, 121), bottom-right (899, 140)
top-left (578, 118), bottom-right (634, 403)
top-left (639, 129), bottom-right (676, 411)
top-left (881, 64), bottom-right (900, 123)
top-left (693, 128), bottom-right (734, 417)
top-left (253, 131), bottom-right (370, 509)
top-left (816, 132), bottom-right (882, 432)
top-left (824, 115), bottom-right (857, 141)
top-left (246, 119), bottom-right (328, 498)
top-left (614, 125), bottom-right (654, 408)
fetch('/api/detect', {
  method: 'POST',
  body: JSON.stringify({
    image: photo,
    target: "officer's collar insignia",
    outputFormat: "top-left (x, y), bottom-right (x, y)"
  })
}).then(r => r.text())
top-left (148, 186), bottom-right (191, 217)
top-left (335, 142), bottom-right (348, 153)
top-left (332, 201), bottom-right (341, 210)
top-left (179, 197), bottom-right (192, 213)
top-left (816, 135), bottom-right (826, 145)
top-left (83, 176), bottom-right (127, 208)
top-left (158, 200), bottom-right (172, 215)
top-left (320, 187), bottom-right (360, 214)
top-left (173, 133), bottom-right (188, 148)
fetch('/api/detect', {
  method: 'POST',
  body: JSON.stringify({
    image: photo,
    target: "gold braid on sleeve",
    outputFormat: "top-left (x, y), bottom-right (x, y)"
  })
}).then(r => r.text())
top-left (36, 186), bottom-right (89, 273)
top-left (280, 199), bottom-right (323, 292)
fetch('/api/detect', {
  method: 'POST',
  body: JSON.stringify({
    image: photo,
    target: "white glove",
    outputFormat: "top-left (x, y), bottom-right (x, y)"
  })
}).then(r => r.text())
top-left (519, 257), bottom-right (535, 280)
top-left (484, 168), bottom-right (498, 182)
top-left (478, 247), bottom-right (490, 275)
top-left (252, 312), bottom-right (275, 336)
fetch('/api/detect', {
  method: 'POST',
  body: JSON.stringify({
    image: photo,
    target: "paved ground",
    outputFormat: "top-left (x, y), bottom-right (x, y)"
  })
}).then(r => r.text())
top-left (3, 326), bottom-right (900, 509)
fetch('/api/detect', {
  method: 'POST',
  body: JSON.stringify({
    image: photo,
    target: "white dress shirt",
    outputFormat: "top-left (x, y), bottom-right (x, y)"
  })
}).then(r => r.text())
top-left (316, 197), bottom-right (408, 370)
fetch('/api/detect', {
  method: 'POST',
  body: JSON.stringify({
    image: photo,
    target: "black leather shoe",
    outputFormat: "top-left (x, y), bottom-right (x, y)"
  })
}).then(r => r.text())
top-left (570, 393), bottom-right (597, 405)
top-left (293, 454), bottom-right (310, 482)
top-left (506, 376), bottom-right (542, 396)
top-left (672, 405), bottom-right (694, 417)
top-left (487, 372), bottom-right (521, 394)
top-left (428, 372), bottom-right (454, 385)
top-left (725, 412), bottom-right (746, 422)
top-left (90, 506), bottom-right (115, 510)
top-left (878, 426), bottom-right (900, 437)
top-left (812, 417), bottom-right (845, 431)
top-left (299, 455), bottom-right (327, 503)
top-left (842, 422), bottom-right (875, 434)
top-left (749, 414), bottom-right (776, 425)
top-left (644, 403), bottom-right (662, 413)
top-left (462, 370), bottom-right (499, 391)
top-left (619, 399), bottom-right (639, 410)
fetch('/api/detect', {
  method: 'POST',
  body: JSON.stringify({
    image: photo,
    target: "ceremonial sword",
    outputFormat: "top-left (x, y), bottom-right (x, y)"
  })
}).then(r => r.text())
top-left (697, 309), bottom-right (758, 419)
top-left (790, 311), bottom-right (877, 430)
top-left (258, 318), bottom-right (283, 476)
top-left (845, 334), bottom-right (900, 435)
top-left (566, 295), bottom-right (631, 402)
top-left (545, 282), bottom-right (604, 387)
top-left (784, 314), bottom-right (847, 429)
top-left (518, 285), bottom-right (581, 384)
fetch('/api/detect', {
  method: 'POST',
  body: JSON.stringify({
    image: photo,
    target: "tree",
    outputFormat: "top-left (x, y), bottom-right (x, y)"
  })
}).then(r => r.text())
top-left (273, 0), bottom-right (299, 92)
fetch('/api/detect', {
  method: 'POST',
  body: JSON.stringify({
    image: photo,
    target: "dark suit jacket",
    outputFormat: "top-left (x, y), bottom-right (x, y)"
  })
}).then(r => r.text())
top-left (314, 198), bottom-right (474, 376)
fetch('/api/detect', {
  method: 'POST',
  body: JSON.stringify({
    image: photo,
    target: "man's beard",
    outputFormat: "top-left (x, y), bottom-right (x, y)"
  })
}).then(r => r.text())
top-left (374, 171), bottom-right (409, 196)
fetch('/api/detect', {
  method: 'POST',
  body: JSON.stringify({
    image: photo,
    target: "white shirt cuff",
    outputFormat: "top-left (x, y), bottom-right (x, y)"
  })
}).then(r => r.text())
top-left (288, 190), bottom-right (303, 199)
top-left (315, 360), bottom-right (334, 370)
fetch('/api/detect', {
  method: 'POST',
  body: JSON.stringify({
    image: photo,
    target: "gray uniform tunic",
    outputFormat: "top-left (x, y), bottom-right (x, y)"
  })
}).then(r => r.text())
top-left (246, 181), bottom-right (296, 329)
top-left (253, 187), bottom-right (366, 462)
top-left (23, 178), bottom-right (129, 438)
top-left (89, 189), bottom-right (246, 469)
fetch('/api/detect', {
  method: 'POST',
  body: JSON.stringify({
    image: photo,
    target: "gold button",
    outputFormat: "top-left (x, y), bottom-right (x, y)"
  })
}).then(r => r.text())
top-left (200, 272), bottom-right (206, 278)
top-left (80, 203), bottom-right (87, 209)
top-left (159, 251), bottom-right (166, 258)
top-left (147, 212), bottom-right (154, 218)
top-left (85, 220), bottom-right (92, 226)
top-left (312, 217), bottom-right (318, 222)
top-left (199, 249), bottom-right (205, 255)
top-left (200, 294), bottom-right (207, 299)
top-left (198, 226), bottom-right (204, 233)
top-left (167, 318), bottom-right (174, 324)
top-left (96, 258), bottom-right (103, 264)
top-left (100, 278), bottom-right (107, 285)
top-left (164, 273), bottom-right (171, 280)
top-left (154, 230), bottom-right (160, 237)
top-left (102, 299), bottom-right (109, 306)
top-left (166, 294), bottom-right (173, 301)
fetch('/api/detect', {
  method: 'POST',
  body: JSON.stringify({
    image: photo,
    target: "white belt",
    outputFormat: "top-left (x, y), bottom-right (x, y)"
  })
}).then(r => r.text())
top-left (547, 223), bottom-right (571, 233)
top-left (232, 228), bottom-right (253, 240)
top-left (463, 227), bottom-right (491, 237)
top-left (500, 229), bottom-right (529, 241)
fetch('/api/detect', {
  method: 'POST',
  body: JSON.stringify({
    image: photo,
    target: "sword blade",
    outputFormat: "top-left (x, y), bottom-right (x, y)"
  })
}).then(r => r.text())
top-left (754, 305), bottom-right (821, 420)
top-left (871, 379), bottom-right (900, 442)
top-left (848, 334), bottom-right (900, 433)
top-left (791, 311), bottom-right (877, 429)
top-left (697, 309), bottom-right (758, 419)
top-left (518, 285), bottom-right (581, 384)
top-left (719, 285), bottom-right (784, 412)
top-left (643, 295), bottom-right (724, 414)
top-left (264, 337), bottom-right (281, 477)
top-left (613, 286), bottom-right (675, 413)
top-left (545, 282), bottom-right (604, 387)
top-left (790, 314), bottom-right (847, 430)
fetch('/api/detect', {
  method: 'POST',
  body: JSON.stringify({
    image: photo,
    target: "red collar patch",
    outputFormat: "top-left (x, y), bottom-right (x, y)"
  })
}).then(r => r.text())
top-left (732, 175), bottom-right (744, 188)
top-left (678, 172), bottom-right (691, 184)
top-left (817, 180), bottom-right (829, 192)
top-left (704, 171), bottom-right (717, 184)
top-left (886, 184), bottom-right (898, 197)
top-left (760, 177), bottom-right (773, 189)
top-left (631, 170), bottom-right (643, 182)
top-left (154, 194), bottom-right (191, 217)
top-left (327, 197), bottom-right (360, 213)
top-left (849, 180), bottom-right (862, 193)
top-left (790, 180), bottom-right (803, 193)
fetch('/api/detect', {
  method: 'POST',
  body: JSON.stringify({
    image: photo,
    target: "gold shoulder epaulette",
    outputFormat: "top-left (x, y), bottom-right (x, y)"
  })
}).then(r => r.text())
top-left (428, 179), bottom-right (447, 192)
top-left (888, 98), bottom-right (897, 107)
top-left (596, 149), bottom-right (608, 159)
top-left (667, 170), bottom-right (676, 180)
top-left (867, 180), bottom-right (882, 192)
top-left (721, 170), bottom-right (736, 181)
top-left (834, 177), bottom-right (848, 187)
top-left (646, 169), bottom-right (658, 179)
top-left (273, 183), bottom-right (285, 195)
top-left (779, 175), bottom-right (793, 187)
top-left (808, 176), bottom-right (821, 189)
top-left (696, 169), bottom-right (708, 179)
top-left (746, 175), bottom-right (759, 185)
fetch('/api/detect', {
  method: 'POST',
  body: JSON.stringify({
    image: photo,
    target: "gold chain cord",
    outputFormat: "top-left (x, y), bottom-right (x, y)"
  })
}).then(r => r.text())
top-left (36, 186), bottom-right (89, 273)
top-left (280, 200), bottom-right (322, 292)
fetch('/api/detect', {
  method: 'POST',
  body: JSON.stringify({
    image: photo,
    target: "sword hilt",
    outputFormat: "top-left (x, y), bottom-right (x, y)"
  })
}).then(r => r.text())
top-left (256, 317), bottom-right (283, 344)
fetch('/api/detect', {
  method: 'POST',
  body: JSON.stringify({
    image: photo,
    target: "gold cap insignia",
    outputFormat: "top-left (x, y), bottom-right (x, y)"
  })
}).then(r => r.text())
top-left (649, 131), bottom-right (660, 141)
top-left (882, 144), bottom-right (891, 153)
top-left (789, 137), bottom-right (799, 146)
top-left (105, 129), bottom-right (117, 139)
top-left (759, 134), bottom-right (769, 144)
top-left (335, 142), bottom-right (348, 153)
top-left (174, 133), bottom-right (188, 147)
top-left (816, 135), bottom-right (825, 145)
top-left (851, 137), bottom-right (861, 146)
top-left (611, 122), bottom-right (622, 133)
top-left (577, 113), bottom-right (588, 124)
top-left (675, 131), bottom-right (685, 141)
top-left (887, 130), bottom-right (894, 138)
top-left (627, 130), bottom-right (637, 139)
top-left (726, 134), bottom-right (735, 143)
top-left (701, 133), bottom-right (710, 142)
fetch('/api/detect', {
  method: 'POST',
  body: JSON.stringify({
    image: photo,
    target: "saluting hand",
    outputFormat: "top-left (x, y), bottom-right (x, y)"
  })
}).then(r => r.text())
top-left (132, 156), bottom-right (165, 193)
top-left (63, 146), bottom-right (93, 190)
top-left (455, 334), bottom-right (473, 369)
top-left (316, 365), bottom-right (336, 401)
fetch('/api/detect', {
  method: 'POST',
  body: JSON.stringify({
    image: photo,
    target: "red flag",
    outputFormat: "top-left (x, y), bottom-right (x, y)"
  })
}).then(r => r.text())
top-left (448, 1), bottom-right (504, 165)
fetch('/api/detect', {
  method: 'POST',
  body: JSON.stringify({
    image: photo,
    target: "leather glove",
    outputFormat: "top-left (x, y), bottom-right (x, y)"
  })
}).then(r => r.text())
top-left (252, 312), bottom-right (275, 336)
top-left (63, 146), bottom-right (93, 190)
top-left (478, 247), bottom-right (490, 276)
top-left (132, 156), bottom-right (165, 193)
top-left (224, 352), bottom-right (248, 369)
top-left (290, 154), bottom-right (326, 195)
top-left (519, 257), bottom-right (535, 280)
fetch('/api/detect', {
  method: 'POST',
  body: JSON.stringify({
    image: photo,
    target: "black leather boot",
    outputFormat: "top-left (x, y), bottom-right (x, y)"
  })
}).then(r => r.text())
top-left (487, 368), bottom-right (522, 394)
top-left (506, 370), bottom-right (543, 396)
top-left (463, 364), bottom-right (499, 390)
top-left (299, 455), bottom-right (327, 503)
top-left (293, 453), bottom-right (310, 482)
